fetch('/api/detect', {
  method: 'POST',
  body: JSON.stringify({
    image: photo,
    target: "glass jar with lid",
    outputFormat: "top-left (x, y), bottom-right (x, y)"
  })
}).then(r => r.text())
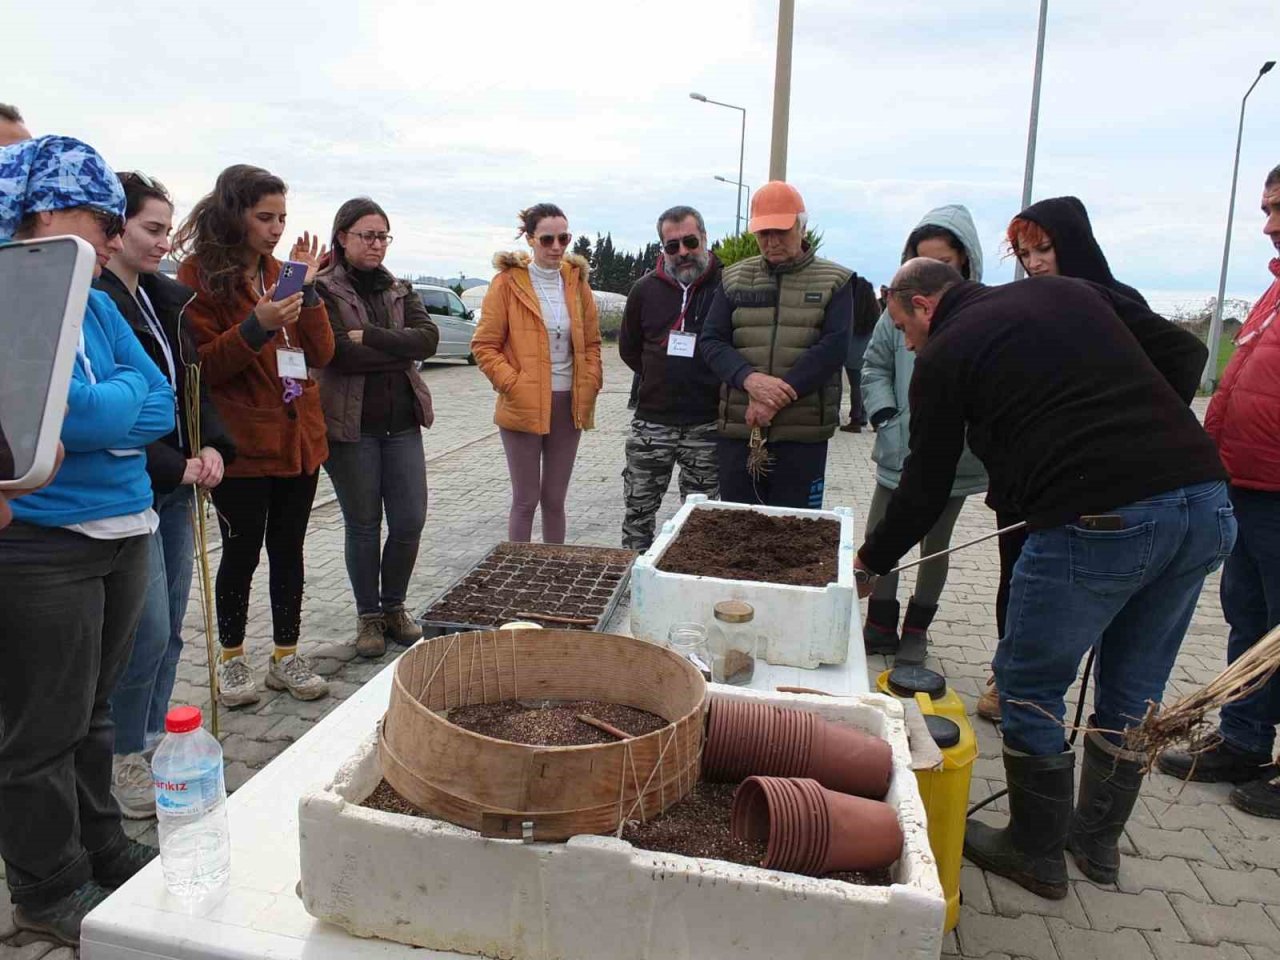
top-left (708, 600), bottom-right (757, 685)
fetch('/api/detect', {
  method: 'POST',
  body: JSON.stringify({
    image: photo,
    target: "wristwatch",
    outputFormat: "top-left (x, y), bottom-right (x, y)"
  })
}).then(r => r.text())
top-left (854, 568), bottom-right (878, 586)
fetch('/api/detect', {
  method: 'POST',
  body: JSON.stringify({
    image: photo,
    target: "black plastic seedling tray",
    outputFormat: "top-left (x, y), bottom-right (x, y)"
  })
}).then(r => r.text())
top-left (417, 541), bottom-right (636, 637)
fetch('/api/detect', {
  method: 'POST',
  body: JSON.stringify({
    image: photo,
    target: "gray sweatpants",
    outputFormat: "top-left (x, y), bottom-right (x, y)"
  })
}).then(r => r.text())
top-left (864, 482), bottom-right (967, 606)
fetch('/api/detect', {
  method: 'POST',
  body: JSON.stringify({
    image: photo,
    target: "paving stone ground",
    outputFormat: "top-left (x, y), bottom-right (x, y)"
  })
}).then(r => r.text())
top-left (3, 351), bottom-right (1278, 959)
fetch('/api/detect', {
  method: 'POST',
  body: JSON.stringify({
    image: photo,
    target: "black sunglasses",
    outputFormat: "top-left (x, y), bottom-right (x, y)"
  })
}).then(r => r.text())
top-left (663, 234), bottom-right (701, 256)
top-left (536, 232), bottom-right (572, 249)
top-left (90, 208), bottom-right (125, 239)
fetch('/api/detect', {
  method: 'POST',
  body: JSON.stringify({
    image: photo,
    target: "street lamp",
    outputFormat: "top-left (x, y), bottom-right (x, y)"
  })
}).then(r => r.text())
top-left (1202, 59), bottom-right (1276, 392)
top-left (714, 176), bottom-right (752, 235)
top-left (690, 92), bottom-right (747, 236)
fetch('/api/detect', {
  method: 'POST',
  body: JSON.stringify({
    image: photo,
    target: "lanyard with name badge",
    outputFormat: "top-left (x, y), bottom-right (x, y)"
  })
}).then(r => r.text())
top-left (259, 267), bottom-right (309, 385)
top-left (135, 286), bottom-right (183, 447)
top-left (667, 282), bottom-right (697, 358)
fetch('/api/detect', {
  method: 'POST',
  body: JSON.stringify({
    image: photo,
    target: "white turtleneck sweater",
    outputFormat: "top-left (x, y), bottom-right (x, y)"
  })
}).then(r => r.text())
top-left (528, 261), bottom-right (574, 391)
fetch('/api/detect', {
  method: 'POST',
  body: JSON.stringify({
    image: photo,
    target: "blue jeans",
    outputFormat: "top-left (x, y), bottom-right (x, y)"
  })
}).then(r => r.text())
top-left (324, 430), bottom-right (427, 615)
top-left (995, 481), bottom-right (1236, 756)
top-left (1218, 486), bottom-right (1280, 756)
top-left (109, 485), bottom-right (195, 755)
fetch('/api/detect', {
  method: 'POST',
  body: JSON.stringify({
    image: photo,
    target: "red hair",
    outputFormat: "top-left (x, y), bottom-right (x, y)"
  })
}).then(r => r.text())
top-left (1005, 217), bottom-right (1052, 259)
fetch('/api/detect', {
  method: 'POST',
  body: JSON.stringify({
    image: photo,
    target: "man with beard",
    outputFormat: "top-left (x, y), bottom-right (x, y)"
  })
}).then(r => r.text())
top-left (618, 206), bottom-right (723, 550)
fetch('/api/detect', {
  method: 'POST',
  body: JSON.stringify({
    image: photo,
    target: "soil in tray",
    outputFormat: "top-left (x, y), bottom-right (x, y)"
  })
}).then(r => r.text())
top-left (620, 781), bottom-right (892, 886)
top-left (656, 509), bottom-right (840, 587)
top-left (445, 699), bottom-right (669, 746)
top-left (359, 779), bottom-right (888, 888)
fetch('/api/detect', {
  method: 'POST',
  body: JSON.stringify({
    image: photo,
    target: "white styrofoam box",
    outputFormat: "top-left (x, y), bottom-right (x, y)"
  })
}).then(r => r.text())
top-left (630, 495), bottom-right (859, 670)
top-left (299, 686), bottom-right (945, 960)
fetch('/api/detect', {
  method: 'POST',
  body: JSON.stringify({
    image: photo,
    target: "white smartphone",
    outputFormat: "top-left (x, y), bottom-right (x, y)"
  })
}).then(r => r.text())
top-left (0, 235), bottom-right (96, 490)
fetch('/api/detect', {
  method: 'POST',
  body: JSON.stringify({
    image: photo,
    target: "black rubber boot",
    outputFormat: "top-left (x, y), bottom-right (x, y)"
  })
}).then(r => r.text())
top-left (1067, 730), bottom-right (1144, 883)
top-left (896, 597), bottom-right (937, 666)
top-left (964, 749), bottom-right (1075, 900)
top-left (1157, 732), bottom-right (1276, 784)
top-left (863, 598), bottom-right (900, 655)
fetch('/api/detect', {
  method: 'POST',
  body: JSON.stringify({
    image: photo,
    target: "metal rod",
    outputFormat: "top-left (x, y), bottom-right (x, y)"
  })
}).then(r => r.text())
top-left (889, 522), bottom-right (1028, 575)
top-left (1203, 62), bottom-right (1274, 392)
top-left (1014, 0), bottom-right (1049, 281)
top-left (736, 107), bottom-right (746, 235)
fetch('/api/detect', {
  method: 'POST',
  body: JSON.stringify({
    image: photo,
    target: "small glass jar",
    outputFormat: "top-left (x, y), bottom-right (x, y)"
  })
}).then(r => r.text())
top-left (667, 622), bottom-right (711, 681)
top-left (709, 600), bottom-right (757, 686)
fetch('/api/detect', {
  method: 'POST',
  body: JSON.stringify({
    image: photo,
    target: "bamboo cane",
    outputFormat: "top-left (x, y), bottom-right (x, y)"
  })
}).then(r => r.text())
top-left (184, 364), bottom-right (220, 739)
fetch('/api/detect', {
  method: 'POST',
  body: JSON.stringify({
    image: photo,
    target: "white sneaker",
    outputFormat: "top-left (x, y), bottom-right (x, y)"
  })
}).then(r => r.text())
top-left (217, 656), bottom-right (261, 708)
top-left (111, 753), bottom-right (156, 819)
top-left (266, 653), bottom-right (330, 701)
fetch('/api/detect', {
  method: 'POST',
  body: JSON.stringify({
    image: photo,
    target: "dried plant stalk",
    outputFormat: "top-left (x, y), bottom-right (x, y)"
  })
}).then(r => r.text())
top-left (185, 363), bottom-right (220, 739)
top-left (1125, 623), bottom-right (1280, 768)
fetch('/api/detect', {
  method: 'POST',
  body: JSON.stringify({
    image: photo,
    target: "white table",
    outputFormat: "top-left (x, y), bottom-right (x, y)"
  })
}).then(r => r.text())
top-left (83, 609), bottom-right (870, 959)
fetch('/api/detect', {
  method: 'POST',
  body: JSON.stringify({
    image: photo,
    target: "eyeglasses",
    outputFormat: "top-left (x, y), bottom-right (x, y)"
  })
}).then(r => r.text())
top-left (536, 232), bottom-right (572, 249)
top-left (90, 208), bottom-right (125, 239)
top-left (349, 231), bottom-right (393, 246)
top-left (662, 234), bottom-right (701, 256)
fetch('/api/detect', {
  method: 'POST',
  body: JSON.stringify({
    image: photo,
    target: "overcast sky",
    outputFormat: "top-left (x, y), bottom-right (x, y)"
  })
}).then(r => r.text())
top-left (9, 0), bottom-right (1278, 313)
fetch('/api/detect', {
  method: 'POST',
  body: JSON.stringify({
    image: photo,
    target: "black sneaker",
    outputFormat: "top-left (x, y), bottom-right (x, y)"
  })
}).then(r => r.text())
top-left (1230, 771), bottom-right (1280, 819)
top-left (1156, 733), bottom-right (1276, 784)
top-left (13, 880), bottom-right (111, 947)
top-left (94, 838), bottom-right (159, 888)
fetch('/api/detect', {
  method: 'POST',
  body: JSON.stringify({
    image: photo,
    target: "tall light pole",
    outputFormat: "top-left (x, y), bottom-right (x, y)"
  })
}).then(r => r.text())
top-left (769, 0), bottom-right (794, 181)
top-left (1202, 60), bottom-right (1276, 393)
top-left (1014, 0), bottom-right (1050, 281)
top-left (714, 176), bottom-right (752, 234)
top-left (691, 93), bottom-right (746, 236)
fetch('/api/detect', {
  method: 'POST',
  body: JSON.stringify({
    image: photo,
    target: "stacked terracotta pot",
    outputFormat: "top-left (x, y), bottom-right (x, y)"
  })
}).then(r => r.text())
top-left (703, 700), bottom-right (903, 875)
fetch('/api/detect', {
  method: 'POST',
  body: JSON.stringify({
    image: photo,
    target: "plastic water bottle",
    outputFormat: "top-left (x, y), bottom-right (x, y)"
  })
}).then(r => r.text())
top-left (152, 706), bottom-right (231, 899)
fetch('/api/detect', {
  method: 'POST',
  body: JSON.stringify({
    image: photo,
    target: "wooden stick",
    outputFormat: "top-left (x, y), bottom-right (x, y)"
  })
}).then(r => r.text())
top-left (576, 713), bottom-right (633, 741)
top-left (514, 610), bottom-right (596, 626)
top-left (185, 363), bottom-right (220, 740)
top-left (775, 686), bottom-right (834, 696)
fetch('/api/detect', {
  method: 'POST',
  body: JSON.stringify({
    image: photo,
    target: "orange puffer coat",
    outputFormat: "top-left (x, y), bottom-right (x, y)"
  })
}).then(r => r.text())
top-left (472, 251), bottom-right (602, 434)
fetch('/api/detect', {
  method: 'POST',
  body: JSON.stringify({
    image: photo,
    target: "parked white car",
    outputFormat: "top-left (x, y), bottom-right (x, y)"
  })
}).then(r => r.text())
top-left (413, 283), bottom-right (478, 364)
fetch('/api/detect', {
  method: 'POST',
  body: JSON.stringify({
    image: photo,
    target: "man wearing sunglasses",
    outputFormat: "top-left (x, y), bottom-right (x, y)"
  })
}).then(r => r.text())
top-left (700, 181), bottom-right (852, 508)
top-left (618, 206), bottom-right (723, 550)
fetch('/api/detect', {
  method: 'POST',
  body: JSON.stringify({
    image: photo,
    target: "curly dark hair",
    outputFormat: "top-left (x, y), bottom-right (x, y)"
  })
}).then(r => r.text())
top-left (172, 164), bottom-right (287, 305)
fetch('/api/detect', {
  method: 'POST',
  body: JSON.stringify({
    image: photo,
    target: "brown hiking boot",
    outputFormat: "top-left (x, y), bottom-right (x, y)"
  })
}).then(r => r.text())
top-left (977, 674), bottom-right (1001, 722)
top-left (383, 607), bottom-right (423, 646)
top-left (355, 614), bottom-right (387, 658)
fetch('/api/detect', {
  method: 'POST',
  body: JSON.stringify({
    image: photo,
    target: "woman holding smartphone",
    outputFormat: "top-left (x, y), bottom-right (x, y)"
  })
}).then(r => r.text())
top-left (0, 136), bottom-right (175, 944)
top-left (315, 197), bottom-right (438, 658)
top-left (472, 203), bottom-right (602, 543)
top-left (96, 171), bottom-right (236, 817)
top-left (173, 164), bottom-right (334, 708)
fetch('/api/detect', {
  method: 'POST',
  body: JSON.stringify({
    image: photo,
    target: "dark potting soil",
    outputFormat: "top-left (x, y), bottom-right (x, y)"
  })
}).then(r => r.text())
top-left (656, 509), bottom-right (840, 587)
top-left (620, 780), bottom-right (892, 887)
top-left (361, 779), bottom-right (889, 888)
top-left (445, 698), bottom-right (669, 746)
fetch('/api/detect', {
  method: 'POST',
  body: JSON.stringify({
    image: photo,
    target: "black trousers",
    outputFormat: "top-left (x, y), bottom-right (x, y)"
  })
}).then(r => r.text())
top-left (0, 523), bottom-right (148, 906)
top-left (995, 509), bottom-right (1030, 641)
top-left (211, 472), bottom-right (319, 648)
top-left (717, 437), bottom-right (829, 509)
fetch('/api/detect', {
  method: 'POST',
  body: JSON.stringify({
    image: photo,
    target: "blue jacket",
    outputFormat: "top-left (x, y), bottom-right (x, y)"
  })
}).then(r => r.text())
top-left (12, 289), bottom-right (175, 527)
top-left (861, 205), bottom-right (988, 496)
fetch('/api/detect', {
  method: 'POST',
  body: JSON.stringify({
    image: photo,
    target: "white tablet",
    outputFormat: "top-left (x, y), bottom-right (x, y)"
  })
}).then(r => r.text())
top-left (0, 235), bottom-right (96, 490)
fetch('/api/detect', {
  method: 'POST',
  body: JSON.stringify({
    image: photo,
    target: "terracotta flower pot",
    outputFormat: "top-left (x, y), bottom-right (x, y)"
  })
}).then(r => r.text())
top-left (804, 717), bottom-right (893, 800)
top-left (816, 783), bottom-right (903, 873)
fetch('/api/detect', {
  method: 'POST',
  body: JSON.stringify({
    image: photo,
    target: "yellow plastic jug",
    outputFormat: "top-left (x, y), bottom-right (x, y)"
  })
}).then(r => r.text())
top-left (876, 665), bottom-right (967, 724)
top-left (913, 696), bottom-right (976, 933)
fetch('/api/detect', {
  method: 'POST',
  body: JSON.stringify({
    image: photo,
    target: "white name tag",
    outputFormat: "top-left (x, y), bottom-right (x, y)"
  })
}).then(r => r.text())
top-left (667, 331), bottom-right (697, 358)
top-left (277, 347), bottom-right (309, 379)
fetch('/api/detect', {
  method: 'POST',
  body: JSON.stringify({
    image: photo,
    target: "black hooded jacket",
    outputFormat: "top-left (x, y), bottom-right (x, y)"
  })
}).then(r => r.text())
top-left (95, 268), bottom-right (236, 495)
top-left (1015, 196), bottom-right (1149, 306)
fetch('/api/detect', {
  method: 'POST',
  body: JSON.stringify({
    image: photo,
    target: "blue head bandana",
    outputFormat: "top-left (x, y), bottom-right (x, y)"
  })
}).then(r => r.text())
top-left (0, 135), bottom-right (126, 242)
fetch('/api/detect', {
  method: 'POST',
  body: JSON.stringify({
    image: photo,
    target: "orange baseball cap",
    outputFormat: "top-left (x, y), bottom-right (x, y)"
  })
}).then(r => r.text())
top-left (749, 181), bottom-right (806, 233)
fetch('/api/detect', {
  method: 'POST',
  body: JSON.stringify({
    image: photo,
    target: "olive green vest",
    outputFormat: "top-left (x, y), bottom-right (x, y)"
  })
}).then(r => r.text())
top-left (718, 249), bottom-right (852, 442)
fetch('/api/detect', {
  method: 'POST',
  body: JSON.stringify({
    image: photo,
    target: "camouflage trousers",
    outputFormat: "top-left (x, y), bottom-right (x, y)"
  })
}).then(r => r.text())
top-left (621, 418), bottom-right (720, 551)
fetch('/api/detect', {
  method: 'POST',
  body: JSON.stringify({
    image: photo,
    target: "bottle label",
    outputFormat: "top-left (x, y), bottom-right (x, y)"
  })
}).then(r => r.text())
top-left (155, 765), bottom-right (225, 814)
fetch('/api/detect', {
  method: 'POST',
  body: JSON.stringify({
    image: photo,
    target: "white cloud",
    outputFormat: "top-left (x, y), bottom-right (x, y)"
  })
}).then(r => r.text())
top-left (6, 0), bottom-right (1277, 303)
